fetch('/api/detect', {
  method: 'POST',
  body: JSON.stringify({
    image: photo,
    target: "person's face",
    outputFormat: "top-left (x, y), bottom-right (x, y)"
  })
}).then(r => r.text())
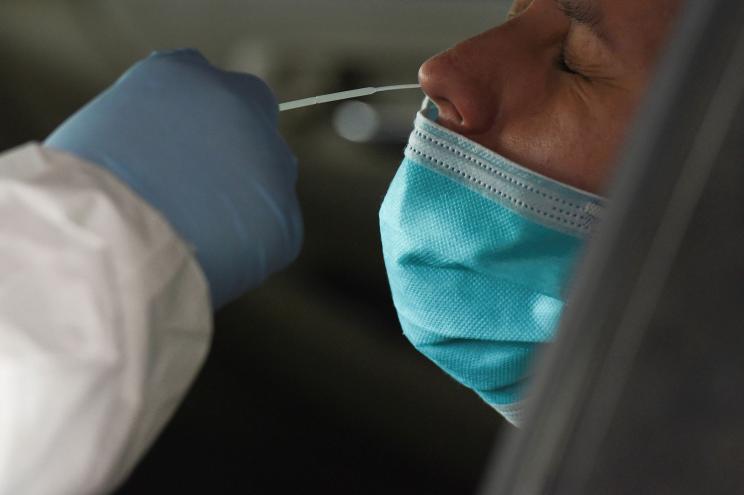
top-left (419, 0), bottom-right (683, 193)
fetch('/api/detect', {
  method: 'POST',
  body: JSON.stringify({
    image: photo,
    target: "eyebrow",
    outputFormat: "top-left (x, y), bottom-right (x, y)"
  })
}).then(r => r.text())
top-left (554, 0), bottom-right (610, 42)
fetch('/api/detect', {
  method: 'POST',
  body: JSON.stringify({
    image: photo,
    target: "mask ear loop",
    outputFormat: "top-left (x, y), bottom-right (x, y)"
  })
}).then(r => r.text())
top-left (279, 84), bottom-right (421, 111)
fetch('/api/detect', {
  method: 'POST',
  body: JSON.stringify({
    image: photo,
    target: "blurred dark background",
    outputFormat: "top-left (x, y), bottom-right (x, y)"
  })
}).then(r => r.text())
top-left (1, 1), bottom-right (515, 493)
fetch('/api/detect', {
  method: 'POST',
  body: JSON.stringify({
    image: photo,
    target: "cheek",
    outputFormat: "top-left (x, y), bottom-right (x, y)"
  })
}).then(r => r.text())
top-left (471, 86), bottom-right (585, 166)
top-left (541, 87), bottom-right (639, 191)
top-left (466, 84), bottom-right (634, 193)
top-left (510, 104), bottom-right (593, 183)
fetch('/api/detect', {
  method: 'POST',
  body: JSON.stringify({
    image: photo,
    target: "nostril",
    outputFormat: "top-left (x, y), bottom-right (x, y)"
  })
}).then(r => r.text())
top-left (430, 97), bottom-right (464, 127)
top-left (418, 50), bottom-right (494, 135)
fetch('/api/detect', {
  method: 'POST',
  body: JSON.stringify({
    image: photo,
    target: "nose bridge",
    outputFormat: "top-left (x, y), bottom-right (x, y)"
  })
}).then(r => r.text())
top-left (458, 16), bottom-right (557, 99)
top-left (453, 26), bottom-right (514, 85)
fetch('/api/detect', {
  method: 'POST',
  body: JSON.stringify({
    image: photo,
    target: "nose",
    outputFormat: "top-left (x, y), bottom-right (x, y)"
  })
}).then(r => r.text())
top-left (418, 43), bottom-right (498, 135)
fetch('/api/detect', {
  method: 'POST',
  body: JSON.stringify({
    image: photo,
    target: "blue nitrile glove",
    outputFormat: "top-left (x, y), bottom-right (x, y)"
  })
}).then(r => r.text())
top-left (44, 49), bottom-right (302, 309)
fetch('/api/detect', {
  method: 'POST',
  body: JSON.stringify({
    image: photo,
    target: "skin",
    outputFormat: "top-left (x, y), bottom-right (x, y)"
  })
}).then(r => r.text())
top-left (418, 0), bottom-right (683, 193)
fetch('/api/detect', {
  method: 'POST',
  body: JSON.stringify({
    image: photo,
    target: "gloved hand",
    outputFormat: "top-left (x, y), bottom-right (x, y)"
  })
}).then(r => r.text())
top-left (45, 49), bottom-right (303, 309)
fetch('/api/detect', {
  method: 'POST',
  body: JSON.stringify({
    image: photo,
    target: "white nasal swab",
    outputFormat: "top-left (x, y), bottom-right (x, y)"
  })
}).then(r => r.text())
top-left (279, 84), bottom-right (421, 112)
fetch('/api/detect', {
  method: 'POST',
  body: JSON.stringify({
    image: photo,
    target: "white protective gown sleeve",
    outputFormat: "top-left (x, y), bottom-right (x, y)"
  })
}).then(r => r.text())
top-left (0, 144), bottom-right (213, 494)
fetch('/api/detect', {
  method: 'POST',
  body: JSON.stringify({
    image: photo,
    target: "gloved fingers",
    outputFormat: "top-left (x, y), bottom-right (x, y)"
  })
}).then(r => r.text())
top-left (223, 71), bottom-right (280, 125)
top-left (262, 128), bottom-right (300, 184)
top-left (148, 48), bottom-right (210, 63)
top-left (120, 50), bottom-right (280, 127)
top-left (44, 47), bottom-right (303, 309)
top-left (243, 177), bottom-right (304, 279)
top-left (118, 48), bottom-right (216, 90)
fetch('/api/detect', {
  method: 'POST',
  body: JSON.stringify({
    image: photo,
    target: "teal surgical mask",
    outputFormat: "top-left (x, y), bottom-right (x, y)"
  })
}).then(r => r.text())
top-left (379, 100), bottom-right (605, 426)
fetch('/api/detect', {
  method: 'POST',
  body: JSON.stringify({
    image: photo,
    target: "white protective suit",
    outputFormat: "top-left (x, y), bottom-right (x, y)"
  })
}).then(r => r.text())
top-left (0, 144), bottom-right (212, 494)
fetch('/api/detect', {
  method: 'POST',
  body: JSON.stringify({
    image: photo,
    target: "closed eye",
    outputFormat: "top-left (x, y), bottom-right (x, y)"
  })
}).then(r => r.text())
top-left (557, 41), bottom-right (580, 75)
